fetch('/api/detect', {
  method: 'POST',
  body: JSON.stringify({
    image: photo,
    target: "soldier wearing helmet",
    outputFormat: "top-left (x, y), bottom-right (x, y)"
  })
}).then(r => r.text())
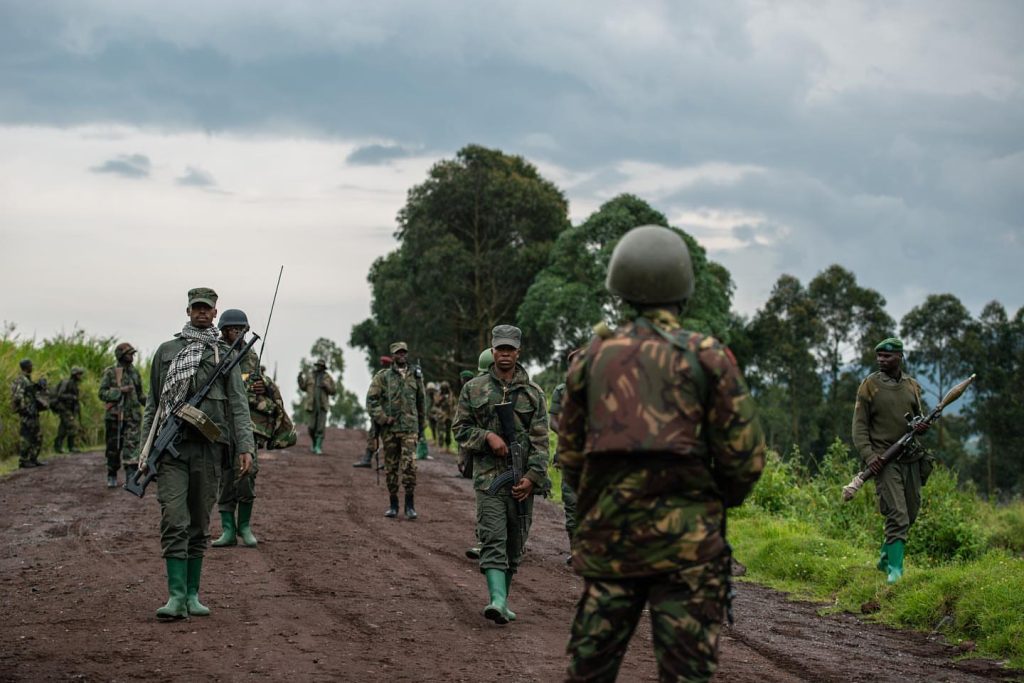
top-left (53, 366), bottom-right (86, 453)
top-left (10, 358), bottom-right (48, 468)
top-left (560, 225), bottom-right (765, 681)
top-left (98, 342), bottom-right (145, 488)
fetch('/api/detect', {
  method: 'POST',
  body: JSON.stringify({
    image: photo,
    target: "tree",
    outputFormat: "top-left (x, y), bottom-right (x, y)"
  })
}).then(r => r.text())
top-left (350, 144), bottom-right (570, 385)
top-left (517, 194), bottom-right (735, 363)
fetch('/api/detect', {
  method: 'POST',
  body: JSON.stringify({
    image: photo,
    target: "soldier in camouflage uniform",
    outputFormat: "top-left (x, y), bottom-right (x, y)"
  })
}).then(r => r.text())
top-left (297, 359), bottom-right (336, 454)
top-left (453, 326), bottom-right (549, 625)
top-left (366, 342), bottom-right (426, 519)
top-left (10, 359), bottom-right (48, 468)
top-left (354, 355), bottom-right (392, 468)
top-left (852, 337), bottom-right (931, 584)
top-left (559, 226), bottom-right (765, 682)
top-left (431, 381), bottom-right (455, 451)
top-left (53, 367), bottom-right (85, 453)
top-left (98, 343), bottom-right (145, 488)
top-left (463, 348), bottom-right (493, 561)
top-left (140, 287), bottom-right (254, 620)
top-left (548, 353), bottom-right (580, 566)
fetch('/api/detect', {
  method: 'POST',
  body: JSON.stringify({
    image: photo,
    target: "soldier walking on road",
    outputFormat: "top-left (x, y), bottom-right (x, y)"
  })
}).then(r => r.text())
top-left (139, 287), bottom-right (254, 620)
top-left (853, 337), bottom-right (932, 584)
top-left (548, 351), bottom-right (581, 566)
top-left (559, 226), bottom-right (765, 682)
top-left (53, 367), bottom-right (85, 453)
top-left (211, 309), bottom-right (263, 548)
top-left (298, 359), bottom-right (335, 454)
top-left (432, 381), bottom-right (455, 451)
top-left (99, 343), bottom-right (145, 488)
top-left (10, 359), bottom-right (48, 469)
top-left (354, 355), bottom-right (392, 468)
top-left (463, 348), bottom-right (492, 561)
top-left (453, 326), bottom-right (549, 625)
top-left (366, 342), bottom-right (426, 519)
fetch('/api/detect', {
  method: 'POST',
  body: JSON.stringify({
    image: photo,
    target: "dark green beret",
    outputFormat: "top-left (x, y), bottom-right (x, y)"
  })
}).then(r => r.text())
top-left (875, 337), bottom-right (904, 353)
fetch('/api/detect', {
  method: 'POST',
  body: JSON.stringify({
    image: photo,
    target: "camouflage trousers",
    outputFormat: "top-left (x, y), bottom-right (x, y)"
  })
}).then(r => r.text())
top-left (562, 478), bottom-right (578, 544)
top-left (875, 459), bottom-right (922, 544)
top-left (476, 489), bottom-right (534, 574)
top-left (365, 426), bottom-right (380, 454)
top-left (434, 418), bottom-right (451, 449)
top-left (217, 451), bottom-right (259, 511)
top-left (104, 415), bottom-right (141, 476)
top-left (18, 414), bottom-right (41, 466)
top-left (382, 432), bottom-right (417, 495)
top-left (566, 558), bottom-right (729, 683)
top-left (54, 411), bottom-right (80, 451)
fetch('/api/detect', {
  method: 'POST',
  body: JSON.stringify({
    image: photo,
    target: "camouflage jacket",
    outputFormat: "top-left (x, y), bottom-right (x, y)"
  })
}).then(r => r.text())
top-left (10, 373), bottom-right (46, 418)
top-left (559, 310), bottom-right (765, 578)
top-left (430, 389), bottom-right (455, 421)
top-left (298, 370), bottom-right (336, 415)
top-left (98, 363), bottom-right (145, 419)
top-left (852, 371), bottom-right (926, 464)
top-left (453, 364), bottom-right (550, 493)
top-left (141, 335), bottom-right (255, 456)
top-left (549, 383), bottom-right (566, 465)
top-left (366, 365), bottom-right (425, 436)
top-left (53, 377), bottom-right (82, 415)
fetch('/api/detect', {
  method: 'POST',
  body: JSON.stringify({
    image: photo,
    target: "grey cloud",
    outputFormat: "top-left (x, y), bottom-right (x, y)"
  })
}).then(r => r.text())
top-left (89, 153), bottom-right (150, 178)
top-left (346, 144), bottom-right (418, 165)
top-left (176, 165), bottom-right (216, 187)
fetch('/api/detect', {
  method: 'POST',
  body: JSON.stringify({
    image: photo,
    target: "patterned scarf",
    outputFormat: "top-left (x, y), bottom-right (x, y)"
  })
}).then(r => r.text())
top-left (158, 323), bottom-right (221, 419)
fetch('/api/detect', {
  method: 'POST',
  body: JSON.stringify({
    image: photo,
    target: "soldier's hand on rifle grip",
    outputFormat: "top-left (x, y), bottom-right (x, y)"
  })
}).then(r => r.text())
top-left (485, 431), bottom-right (508, 457)
top-left (867, 456), bottom-right (885, 475)
top-left (912, 421), bottom-right (930, 434)
top-left (238, 452), bottom-right (253, 476)
top-left (252, 379), bottom-right (266, 395)
top-left (511, 477), bottom-right (533, 501)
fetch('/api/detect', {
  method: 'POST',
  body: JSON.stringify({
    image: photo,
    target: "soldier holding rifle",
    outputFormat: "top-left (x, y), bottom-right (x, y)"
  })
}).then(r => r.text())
top-left (138, 287), bottom-right (254, 620)
top-left (99, 343), bottom-right (144, 488)
top-left (10, 358), bottom-right (48, 469)
top-left (298, 359), bottom-right (335, 454)
top-left (53, 367), bottom-right (85, 453)
top-left (453, 325), bottom-right (549, 625)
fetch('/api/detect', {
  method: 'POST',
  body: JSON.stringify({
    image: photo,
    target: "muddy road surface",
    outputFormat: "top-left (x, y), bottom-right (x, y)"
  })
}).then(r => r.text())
top-left (0, 429), bottom-right (1013, 682)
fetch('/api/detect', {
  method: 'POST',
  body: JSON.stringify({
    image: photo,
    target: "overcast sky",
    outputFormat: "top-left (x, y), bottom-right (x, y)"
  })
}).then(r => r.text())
top-left (1, 0), bottom-right (1021, 409)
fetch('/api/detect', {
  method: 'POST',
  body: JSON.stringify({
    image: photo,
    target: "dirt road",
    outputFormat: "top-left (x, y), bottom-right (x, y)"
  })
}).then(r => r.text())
top-left (0, 429), bottom-right (1013, 682)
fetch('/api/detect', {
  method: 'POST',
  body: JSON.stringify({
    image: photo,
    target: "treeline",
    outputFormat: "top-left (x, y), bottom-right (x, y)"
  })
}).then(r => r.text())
top-left (351, 144), bottom-right (1021, 496)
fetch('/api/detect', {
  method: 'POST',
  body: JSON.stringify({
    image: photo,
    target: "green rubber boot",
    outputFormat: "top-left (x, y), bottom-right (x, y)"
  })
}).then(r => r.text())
top-left (186, 557), bottom-right (210, 616)
top-left (504, 572), bottom-right (517, 622)
top-left (877, 541), bottom-right (888, 573)
top-left (156, 558), bottom-right (188, 620)
top-left (237, 502), bottom-right (258, 547)
top-left (483, 568), bottom-right (509, 625)
top-left (211, 511), bottom-right (237, 547)
top-left (886, 540), bottom-right (905, 584)
top-left (313, 435), bottom-right (323, 454)
top-left (416, 438), bottom-right (429, 460)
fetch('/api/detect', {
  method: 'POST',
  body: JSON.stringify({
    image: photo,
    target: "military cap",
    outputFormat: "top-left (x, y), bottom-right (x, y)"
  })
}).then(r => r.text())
top-left (390, 341), bottom-right (409, 354)
top-left (115, 342), bottom-right (136, 360)
top-left (491, 325), bottom-right (522, 349)
top-left (314, 358), bottom-right (327, 367)
top-left (875, 337), bottom-right (904, 353)
top-left (71, 367), bottom-right (85, 376)
top-left (187, 287), bottom-right (218, 307)
top-left (380, 355), bottom-right (393, 366)
top-left (19, 358), bottom-right (32, 370)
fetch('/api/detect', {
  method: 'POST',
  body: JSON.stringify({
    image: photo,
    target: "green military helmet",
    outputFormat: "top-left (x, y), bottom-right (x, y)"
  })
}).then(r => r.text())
top-left (605, 225), bottom-right (695, 305)
top-left (114, 343), bottom-right (136, 361)
top-left (218, 308), bottom-right (250, 330)
top-left (478, 348), bottom-right (494, 373)
top-left (71, 367), bottom-right (85, 376)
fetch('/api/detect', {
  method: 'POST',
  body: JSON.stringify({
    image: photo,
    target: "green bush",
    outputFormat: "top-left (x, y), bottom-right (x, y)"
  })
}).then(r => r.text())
top-left (910, 466), bottom-right (985, 563)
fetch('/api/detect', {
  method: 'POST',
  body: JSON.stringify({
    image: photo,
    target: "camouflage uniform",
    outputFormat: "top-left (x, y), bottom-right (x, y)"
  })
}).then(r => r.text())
top-left (560, 310), bottom-right (765, 682)
top-left (297, 365), bottom-right (336, 450)
top-left (10, 369), bottom-right (46, 467)
top-left (53, 370), bottom-right (83, 452)
top-left (549, 382), bottom-right (578, 555)
top-left (98, 357), bottom-right (145, 481)
top-left (453, 362), bottom-right (549, 575)
top-left (431, 382), bottom-right (455, 450)
top-left (366, 363), bottom-right (426, 496)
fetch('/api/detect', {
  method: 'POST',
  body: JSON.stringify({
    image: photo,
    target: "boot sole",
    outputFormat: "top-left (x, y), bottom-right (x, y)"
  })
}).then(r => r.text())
top-left (156, 611), bottom-right (188, 620)
top-left (483, 606), bottom-right (509, 625)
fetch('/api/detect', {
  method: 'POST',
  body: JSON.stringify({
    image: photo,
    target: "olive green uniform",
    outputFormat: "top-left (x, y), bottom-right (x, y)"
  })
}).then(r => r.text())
top-left (298, 368), bottom-right (336, 443)
top-left (217, 348), bottom-right (261, 511)
top-left (53, 374), bottom-right (82, 452)
top-left (141, 336), bottom-right (255, 559)
top-left (99, 363), bottom-right (145, 478)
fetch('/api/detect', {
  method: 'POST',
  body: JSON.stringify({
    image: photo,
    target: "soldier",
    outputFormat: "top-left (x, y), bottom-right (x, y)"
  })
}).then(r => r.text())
top-left (139, 287), bottom-right (254, 619)
top-left (548, 349), bottom-right (581, 566)
top-left (366, 341), bottom-right (426, 519)
top-left (354, 355), bottom-right (392, 468)
top-left (425, 382), bottom-right (439, 442)
top-left (432, 381), bottom-right (455, 451)
top-left (211, 309), bottom-right (264, 548)
top-left (297, 359), bottom-right (336, 454)
top-left (559, 225), bottom-right (765, 681)
top-left (53, 367), bottom-right (85, 453)
top-left (463, 348), bottom-right (493, 561)
top-left (453, 326), bottom-right (549, 625)
top-left (10, 359), bottom-right (48, 468)
top-left (99, 343), bottom-right (145, 488)
top-left (853, 337), bottom-right (931, 584)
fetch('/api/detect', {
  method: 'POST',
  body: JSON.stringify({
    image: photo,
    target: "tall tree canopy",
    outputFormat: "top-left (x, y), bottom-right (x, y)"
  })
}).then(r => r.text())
top-left (350, 144), bottom-right (570, 384)
top-left (516, 194), bottom-right (735, 363)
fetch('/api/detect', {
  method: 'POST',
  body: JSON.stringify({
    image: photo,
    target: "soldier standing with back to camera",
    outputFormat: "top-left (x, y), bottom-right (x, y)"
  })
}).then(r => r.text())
top-left (453, 326), bottom-right (549, 625)
top-left (99, 343), bottom-right (145, 488)
top-left (139, 287), bottom-right (254, 620)
top-left (53, 367), bottom-right (85, 453)
top-left (559, 226), bottom-right (765, 682)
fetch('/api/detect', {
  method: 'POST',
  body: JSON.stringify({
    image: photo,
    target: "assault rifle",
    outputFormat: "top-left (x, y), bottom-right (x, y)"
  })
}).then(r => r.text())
top-left (484, 401), bottom-right (528, 554)
top-left (125, 333), bottom-right (259, 498)
top-left (842, 373), bottom-right (975, 502)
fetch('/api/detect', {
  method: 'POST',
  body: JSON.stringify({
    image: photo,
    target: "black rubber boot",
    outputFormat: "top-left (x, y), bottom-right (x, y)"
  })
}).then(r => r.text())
top-left (353, 449), bottom-right (373, 468)
top-left (384, 495), bottom-right (399, 518)
top-left (404, 493), bottom-right (418, 520)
